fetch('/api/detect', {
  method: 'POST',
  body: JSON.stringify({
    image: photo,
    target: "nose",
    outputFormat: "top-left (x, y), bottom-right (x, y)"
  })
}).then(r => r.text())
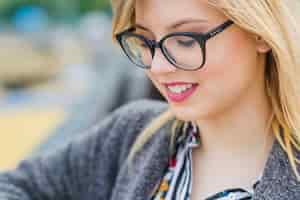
top-left (149, 48), bottom-right (177, 74)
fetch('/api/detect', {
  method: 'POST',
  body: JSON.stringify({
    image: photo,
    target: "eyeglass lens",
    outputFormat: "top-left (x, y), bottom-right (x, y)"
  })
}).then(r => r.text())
top-left (122, 34), bottom-right (203, 70)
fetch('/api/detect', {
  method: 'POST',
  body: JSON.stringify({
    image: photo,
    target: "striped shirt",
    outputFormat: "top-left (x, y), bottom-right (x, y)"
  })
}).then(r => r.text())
top-left (150, 121), bottom-right (261, 200)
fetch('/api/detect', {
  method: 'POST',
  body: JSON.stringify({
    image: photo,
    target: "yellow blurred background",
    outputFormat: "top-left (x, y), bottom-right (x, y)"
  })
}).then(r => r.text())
top-left (0, 108), bottom-right (66, 169)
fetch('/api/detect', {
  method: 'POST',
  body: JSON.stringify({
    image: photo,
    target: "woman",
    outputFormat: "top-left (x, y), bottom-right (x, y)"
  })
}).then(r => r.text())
top-left (1, 0), bottom-right (300, 199)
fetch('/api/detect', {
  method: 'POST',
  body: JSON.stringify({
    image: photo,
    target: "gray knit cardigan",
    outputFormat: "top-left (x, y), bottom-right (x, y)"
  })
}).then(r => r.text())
top-left (0, 99), bottom-right (300, 200)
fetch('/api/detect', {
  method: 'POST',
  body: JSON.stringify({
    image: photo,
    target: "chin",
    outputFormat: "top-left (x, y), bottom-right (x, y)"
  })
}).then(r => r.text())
top-left (169, 101), bottom-right (221, 122)
top-left (169, 105), bottom-right (203, 122)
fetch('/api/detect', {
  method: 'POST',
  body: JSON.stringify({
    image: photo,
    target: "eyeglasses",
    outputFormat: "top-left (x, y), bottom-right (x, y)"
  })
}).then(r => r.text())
top-left (116, 20), bottom-right (234, 71)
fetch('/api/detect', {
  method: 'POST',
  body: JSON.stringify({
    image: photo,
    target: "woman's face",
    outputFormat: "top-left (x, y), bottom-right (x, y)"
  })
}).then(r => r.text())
top-left (135, 0), bottom-right (268, 121)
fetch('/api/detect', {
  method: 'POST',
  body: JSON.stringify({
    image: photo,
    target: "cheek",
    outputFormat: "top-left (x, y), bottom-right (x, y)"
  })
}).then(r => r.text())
top-left (193, 32), bottom-right (259, 114)
top-left (144, 30), bottom-right (262, 121)
top-left (202, 29), bottom-right (258, 88)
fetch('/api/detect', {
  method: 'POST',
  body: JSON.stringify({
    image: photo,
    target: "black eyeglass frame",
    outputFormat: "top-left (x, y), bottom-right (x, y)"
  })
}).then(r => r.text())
top-left (116, 20), bottom-right (234, 71)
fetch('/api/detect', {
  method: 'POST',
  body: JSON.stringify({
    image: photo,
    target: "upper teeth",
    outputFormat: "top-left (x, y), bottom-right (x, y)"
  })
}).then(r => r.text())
top-left (167, 84), bottom-right (193, 93)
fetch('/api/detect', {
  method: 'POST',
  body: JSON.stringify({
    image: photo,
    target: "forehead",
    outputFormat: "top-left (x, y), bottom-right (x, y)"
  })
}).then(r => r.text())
top-left (135, 0), bottom-right (226, 26)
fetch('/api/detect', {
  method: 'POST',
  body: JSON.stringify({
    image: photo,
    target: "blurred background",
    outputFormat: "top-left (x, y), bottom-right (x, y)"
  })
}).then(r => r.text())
top-left (0, 0), bottom-right (164, 170)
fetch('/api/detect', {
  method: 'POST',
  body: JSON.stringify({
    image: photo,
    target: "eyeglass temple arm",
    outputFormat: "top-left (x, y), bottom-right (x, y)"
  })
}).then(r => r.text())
top-left (205, 20), bottom-right (234, 40)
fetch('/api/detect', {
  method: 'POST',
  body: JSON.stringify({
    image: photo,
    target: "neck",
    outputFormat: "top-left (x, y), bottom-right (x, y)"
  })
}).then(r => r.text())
top-left (195, 83), bottom-right (275, 159)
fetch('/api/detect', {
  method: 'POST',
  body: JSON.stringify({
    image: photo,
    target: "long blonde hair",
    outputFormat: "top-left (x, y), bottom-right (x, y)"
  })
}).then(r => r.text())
top-left (111, 0), bottom-right (300, 181)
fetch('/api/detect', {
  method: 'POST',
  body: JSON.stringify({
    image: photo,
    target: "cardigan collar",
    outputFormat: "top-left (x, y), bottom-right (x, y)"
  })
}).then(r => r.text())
top-left (252, 137), bottom-right (300, 199)
top-left (114, 120), bottom-right (300, 200)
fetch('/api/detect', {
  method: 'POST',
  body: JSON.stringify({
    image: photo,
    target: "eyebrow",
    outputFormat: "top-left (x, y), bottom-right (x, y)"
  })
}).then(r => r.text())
top-left (134, 18), bottom-right (208, 32)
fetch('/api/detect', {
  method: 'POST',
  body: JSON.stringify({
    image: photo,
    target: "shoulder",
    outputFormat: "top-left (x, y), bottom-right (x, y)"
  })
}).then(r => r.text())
top-left (30, 99), bottom-right (170, 174)
top-left (254, 138), bottom-right (300, 199)
top-left (99, 99), bottom-right (169, 137)
top-left (90, 99), bottom-right (170, 162)
top-left (84, 99), bottom-right (169, 136)
top-left (110, 98), bottom-right (169, 139)
top-left (0, 99), bottom-right (170, 200)
top-left (112, 99), bottom-right (169, 120)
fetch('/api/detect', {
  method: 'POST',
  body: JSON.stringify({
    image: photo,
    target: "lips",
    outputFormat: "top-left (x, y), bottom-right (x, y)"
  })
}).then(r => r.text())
top-left (162, 82), bottom-right (199, 103)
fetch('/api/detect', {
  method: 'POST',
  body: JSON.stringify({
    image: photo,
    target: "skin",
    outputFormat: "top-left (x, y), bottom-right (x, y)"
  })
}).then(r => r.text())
top-left (135, 0), bottom-right (275, 197)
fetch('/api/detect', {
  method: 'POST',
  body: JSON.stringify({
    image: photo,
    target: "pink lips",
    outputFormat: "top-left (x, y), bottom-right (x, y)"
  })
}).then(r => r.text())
top-left (163, 82), bottom-right (199, 103)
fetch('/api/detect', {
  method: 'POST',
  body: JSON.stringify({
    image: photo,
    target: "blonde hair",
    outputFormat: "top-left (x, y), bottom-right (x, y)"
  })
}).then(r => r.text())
top-left (111, 0), bottom-right (300, 181)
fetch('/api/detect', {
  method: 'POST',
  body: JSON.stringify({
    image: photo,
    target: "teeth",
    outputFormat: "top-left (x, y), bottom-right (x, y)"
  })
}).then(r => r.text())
top-left (167, 84), bottom-right (193, 94)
